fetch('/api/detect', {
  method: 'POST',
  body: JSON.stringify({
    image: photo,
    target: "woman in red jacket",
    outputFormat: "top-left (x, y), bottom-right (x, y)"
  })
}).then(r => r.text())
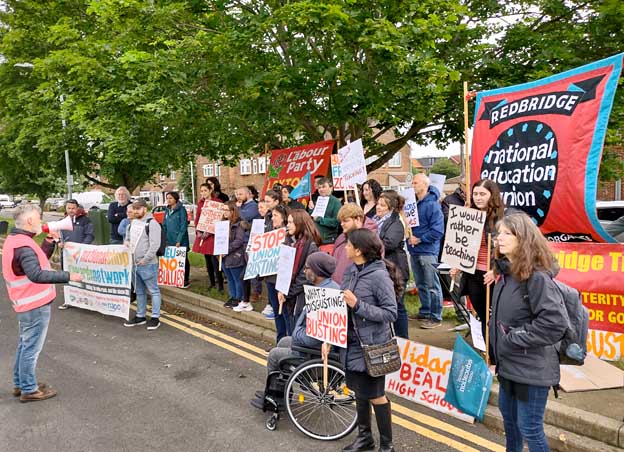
top-left (192, 183), bottom-right (224, 291)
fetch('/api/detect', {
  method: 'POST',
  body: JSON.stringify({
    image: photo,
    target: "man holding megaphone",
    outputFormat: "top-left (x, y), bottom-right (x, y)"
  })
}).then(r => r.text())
top-left (2, 204), bottom-right (83, 402)
top-left (57, 199), bottom-right (94, 310)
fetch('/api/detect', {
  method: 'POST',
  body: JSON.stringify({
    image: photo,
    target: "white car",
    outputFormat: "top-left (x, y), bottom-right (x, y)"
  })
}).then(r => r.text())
top-left (596, 201), bottom-right (624, 225)
top-left (0, 194), bottom-right (16, 209)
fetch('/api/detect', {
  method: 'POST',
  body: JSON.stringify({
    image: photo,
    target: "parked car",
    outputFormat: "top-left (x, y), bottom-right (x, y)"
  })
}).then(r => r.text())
top-left (0, 194), bottom-right (17, 209)
top-left (151, 204), bottom-right (193, 224)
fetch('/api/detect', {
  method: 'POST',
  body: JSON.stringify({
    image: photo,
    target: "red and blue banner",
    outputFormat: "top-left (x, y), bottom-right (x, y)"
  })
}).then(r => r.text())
top-left (471, 54), bottom-right (623, 243)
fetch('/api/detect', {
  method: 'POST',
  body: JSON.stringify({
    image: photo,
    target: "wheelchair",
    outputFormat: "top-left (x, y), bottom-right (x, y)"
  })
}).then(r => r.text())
top-left (256, 345), bottom-right (358, 441)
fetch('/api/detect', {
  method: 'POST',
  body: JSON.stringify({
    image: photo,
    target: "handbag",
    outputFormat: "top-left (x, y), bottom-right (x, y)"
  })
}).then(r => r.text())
top-left (354, 320), bottom-right (402, 378)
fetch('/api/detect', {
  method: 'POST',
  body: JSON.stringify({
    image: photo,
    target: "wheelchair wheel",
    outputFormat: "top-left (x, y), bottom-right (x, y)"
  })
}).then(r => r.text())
top-left (284, 359), bottom-right (357, 441)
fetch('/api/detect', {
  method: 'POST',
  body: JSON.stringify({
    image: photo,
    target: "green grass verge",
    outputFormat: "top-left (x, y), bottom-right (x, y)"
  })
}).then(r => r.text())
top-left (405, 292), bottom-right (459, 322)
top-left (188, 251), bottom-right (206, 268)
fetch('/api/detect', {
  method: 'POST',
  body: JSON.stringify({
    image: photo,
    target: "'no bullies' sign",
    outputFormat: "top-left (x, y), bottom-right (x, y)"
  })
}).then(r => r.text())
top-left (471, 53), bottom-right (623, 243)
top-left (158, 246), bottom-right (186, 288)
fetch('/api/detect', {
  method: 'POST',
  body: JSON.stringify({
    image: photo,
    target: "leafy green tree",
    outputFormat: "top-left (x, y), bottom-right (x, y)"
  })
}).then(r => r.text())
top-left (430, 158), bottom-right (461, 179)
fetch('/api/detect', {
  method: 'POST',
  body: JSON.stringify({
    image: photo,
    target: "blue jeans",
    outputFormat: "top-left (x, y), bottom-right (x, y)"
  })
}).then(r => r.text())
top-left (499, 383), bottom-right (551, 452)
top-left (135, 263), bottom-right (161, 318)
top-left (224, 266), bottom-right (244, 300)
top-left (14, 304), bottom-right (51, 394)
top-left (410, 254), bottom-right (443, 321)
top-left (266, 281), bottom-right (291, 343)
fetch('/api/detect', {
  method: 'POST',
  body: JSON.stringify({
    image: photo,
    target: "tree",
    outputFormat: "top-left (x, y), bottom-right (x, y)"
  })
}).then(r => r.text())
top-left (429, 158), bottom-right (461, 179)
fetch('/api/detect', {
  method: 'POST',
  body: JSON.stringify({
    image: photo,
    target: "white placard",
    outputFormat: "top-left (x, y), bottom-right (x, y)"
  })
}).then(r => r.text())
top-left (247, 218), bottom-right (266, 252)
top-left (275, 244), bottom-right (296, 294)
top-left (338, 139), bottom-right (367, 188)
top-left (196, 200), bottom-right (224, 232)
top-left (213, 220), bottom-right (230, 255)
top-left (400, 187), bottom-right (419, 227)
top-left (304, 285), bottom-right (347, 348)
top-left (469, 314), bottom-right (486, 352)
top-left (311, 196), bottom-right (329, 218)
top-left (429, 173), bottom-right (447, 196)
top-left (441, 205), bottom-right (486, 274)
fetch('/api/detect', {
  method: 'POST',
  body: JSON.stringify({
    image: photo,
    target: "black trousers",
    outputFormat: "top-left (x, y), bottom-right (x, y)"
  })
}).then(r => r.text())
top-left (463, 269), bottom-right (493, 339)
top-left (204, 254), bottom-right (224, 289)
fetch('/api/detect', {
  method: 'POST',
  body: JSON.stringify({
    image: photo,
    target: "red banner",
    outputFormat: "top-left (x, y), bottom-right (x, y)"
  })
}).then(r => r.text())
top-left (471, 54), bottom-right (623, 243)
top-left (550, 242), bottom-right (624, 360)
top-left (261, 140), bottom-right (334, 196)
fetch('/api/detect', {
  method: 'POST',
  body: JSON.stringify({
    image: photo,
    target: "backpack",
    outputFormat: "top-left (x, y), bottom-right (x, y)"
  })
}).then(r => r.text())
top-left (521, 278), bottom-right (589, 366)
top-left (145, 218), bottom-right (167, 257)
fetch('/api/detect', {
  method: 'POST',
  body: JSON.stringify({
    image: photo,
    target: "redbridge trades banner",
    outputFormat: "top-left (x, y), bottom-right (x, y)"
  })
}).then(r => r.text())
top-left (550, 242), bottom-right (624, 361)
top-left (261, 140), bottom-right (335, 196)
top-left (471, 54), bottom-right (623, 243)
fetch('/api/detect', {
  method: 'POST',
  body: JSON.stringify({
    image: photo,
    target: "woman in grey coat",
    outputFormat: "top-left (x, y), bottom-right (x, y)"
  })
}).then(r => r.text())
top-left (490, 213), bottom-right (568, 452)
top-left (323, 228), bottom-right (400, 452)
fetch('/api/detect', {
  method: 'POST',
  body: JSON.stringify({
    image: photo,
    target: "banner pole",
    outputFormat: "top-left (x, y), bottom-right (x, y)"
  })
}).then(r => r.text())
top-left (323, 342), bottom-right (328, 390)
top-left (485, 232), bottom-right (492, 366)
top-left (353, 186), bottom-right (360, 206)
top-left (463, 81), bottom-right (471, 207)
top-left (218, 254), bottom-right (222, 272)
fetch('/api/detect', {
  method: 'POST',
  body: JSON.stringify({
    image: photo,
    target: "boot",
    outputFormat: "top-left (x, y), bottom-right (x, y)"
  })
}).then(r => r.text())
top-left (373, 401), bottom-right (395, 452)
top-left (343, 399), bottom-right (375, 451)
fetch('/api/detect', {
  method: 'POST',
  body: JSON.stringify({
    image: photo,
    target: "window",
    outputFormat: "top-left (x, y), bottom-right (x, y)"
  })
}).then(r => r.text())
top-left (159, 173), bottom-right (166, 181)
top-left (240, 159), bottom-right (252, 175)
top-left (215, 163), bottom-right (221, 177)
top-left (170, 171), bottom-right (176, 180)
top-left (252, 159), bottom-right (258, 174)
top-left (258, 156), bottom-right (266, 174)
top-left (203, 164), bottom-right (213, 177)
top-left (388, 152), bottom-right (402, 168)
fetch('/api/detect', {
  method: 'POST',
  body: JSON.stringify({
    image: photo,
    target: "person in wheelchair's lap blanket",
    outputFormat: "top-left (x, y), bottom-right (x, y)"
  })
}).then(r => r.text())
top-left (265, 252), bottom-right (339, 374)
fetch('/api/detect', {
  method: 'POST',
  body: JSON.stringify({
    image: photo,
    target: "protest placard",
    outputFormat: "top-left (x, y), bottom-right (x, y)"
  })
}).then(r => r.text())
top-left (311, 196), bottom-right (329, 218)
top-left (213, 220), bottom-right (230, 255)
top-left (469, 314), bottom-right (486, 352)
top-left (331, 154), bottom-right (345, 190)
top-left (338, 139), bottom-right (367, 189)
top-left (246, 218), bottom-right (266, 252)
top-left (62, 243), bottom-right (132, 320)
top-left (429, 173), bottom-right (447, 196)
top-left (196, 200), bottom-right (225, 232)
top-left (385, 338), bottom-right (474, 423)
top-left (275, 245), bottom-right (296, 294)
top-left (304, 285), bottom-right (347, 348)
top-left (441, 205), bottom-right (486, 274)
top-left (400, 187), bottom-right (419, 227)
top-left (244, 228), bottom-right (287, 279)
top-left (158, 246), bottom-right (187, 288)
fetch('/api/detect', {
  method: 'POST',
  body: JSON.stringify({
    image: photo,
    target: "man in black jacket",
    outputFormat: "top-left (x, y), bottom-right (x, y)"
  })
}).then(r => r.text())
top-left (3, 204), bottom-right (82, 402)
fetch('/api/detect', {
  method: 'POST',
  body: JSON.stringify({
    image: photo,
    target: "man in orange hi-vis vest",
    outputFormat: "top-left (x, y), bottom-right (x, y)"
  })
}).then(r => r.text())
top-left (2, 204), bottom-right (83, 403)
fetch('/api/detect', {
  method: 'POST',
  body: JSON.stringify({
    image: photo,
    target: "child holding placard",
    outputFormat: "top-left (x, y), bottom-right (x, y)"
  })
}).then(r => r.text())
top-left (221, 202), bottom-right (247, 310)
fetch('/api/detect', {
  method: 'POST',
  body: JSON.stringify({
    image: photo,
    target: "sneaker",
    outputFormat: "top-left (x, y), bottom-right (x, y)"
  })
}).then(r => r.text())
top-left (264, 311), bottom-right (276, 320)
top-left (233, 302), bottom-right (253, 312)
top-left (124, 316), bottom-right (147, 327)
top-left (261, 304), bottom-right (273, 315)
top-left (421, 319), bottom-right (442, 329)
top-left (146, 318), bottom-right (160, 331)
top-left (57, 304), bottom-right (70, 310)
top-left (20, 387), bottom-right (58, 403)
top-left (224, 298), bottom-right (239, 309)
top-left (182, 283), bottom-right (191, 289)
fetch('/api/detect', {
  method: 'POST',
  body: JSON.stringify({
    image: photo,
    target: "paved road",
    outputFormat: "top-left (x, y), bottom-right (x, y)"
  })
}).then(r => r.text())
top-left (0, 273), bottom-right (505, 452)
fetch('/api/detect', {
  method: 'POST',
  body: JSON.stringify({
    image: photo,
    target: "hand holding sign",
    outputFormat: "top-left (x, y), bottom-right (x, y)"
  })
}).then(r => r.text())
top-left (311, 196), bottom-right (329, 218)
top-left (343, 290), bottom-right (357, 308)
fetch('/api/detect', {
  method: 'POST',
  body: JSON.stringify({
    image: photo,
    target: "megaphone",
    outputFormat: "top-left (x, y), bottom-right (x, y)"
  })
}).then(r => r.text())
top-left (42, 216), bottom-right (74, 233)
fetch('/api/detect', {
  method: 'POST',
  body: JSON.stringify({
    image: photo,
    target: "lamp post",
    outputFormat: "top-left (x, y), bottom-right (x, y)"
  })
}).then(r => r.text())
top-left (14, 62), bottom-right (73, 199)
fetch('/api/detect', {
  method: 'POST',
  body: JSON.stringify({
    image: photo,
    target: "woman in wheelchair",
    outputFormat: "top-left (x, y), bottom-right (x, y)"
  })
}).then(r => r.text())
top-left (322, 228), bottom-right (401, 452)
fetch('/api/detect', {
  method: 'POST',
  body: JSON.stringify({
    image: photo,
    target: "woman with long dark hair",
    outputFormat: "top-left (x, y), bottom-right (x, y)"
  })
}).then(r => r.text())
top-left (374, 191), bottom-right (410, 338)
top-left (450, 179), bottom-right (505, 339)
top-left (277, 209), bottom-right (322, 327)
top-left (192, 183), bottom-right (224, 292)
top-left (264, 204), bottom-right (290, 342)
top-left (323, 228), bottom-right (399, 452)
top-left (206, 176), bottom-right (230, 203)
top-left (491, 213), bottom-right (567, 452)
top-left (163, 191), bottom-right (190, 288)
top-left (360, 179), bottom-right (383, 219)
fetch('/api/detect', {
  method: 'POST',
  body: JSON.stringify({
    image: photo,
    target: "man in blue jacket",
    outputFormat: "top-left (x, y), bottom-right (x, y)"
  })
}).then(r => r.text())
top-left (408, 173), bottom-right (444, 328)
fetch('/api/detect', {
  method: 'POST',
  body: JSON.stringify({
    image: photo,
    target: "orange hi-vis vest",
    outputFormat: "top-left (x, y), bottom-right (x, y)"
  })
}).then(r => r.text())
top-left (2, 233), bottom-right (57, 313)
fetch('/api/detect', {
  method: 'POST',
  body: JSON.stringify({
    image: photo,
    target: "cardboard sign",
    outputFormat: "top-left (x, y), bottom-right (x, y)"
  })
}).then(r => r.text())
top-left (262, 140), bottom-right (334, 196)
top-left (429, 173), bottom-right (446, 196)
top-left (62, 243), bottom-right (132, 320)
top-left (213, 220), bottom-right (230, 255)
top-left (244, 228), bottom-right (287, 279)
top-left (385, 338), bottom-right (474, 423)
top-left (441, 206), bottom-right (486, 274)
top-left (338, 139), bottom-right (367, 189)
top-left (311, 196), bottom-right (330, 218)
top-left (550, 242), bottom-right (624, 360)
top-left (275, 244), bottom-right (296, 294)
top-left (158, 246), bottom-right (187, 288)
top-left (304, 285), bottom-right (347, 348)
top-left (559, 354), bottom-right (624, 392)
top-left (331, 154), bottom-right (345, 190)
top-left (400, 187), bottom-right (419, 227)
top-left (471, 54), bottom-right (623, 242)
top-left (196, 200), bottom-right (225, 232)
